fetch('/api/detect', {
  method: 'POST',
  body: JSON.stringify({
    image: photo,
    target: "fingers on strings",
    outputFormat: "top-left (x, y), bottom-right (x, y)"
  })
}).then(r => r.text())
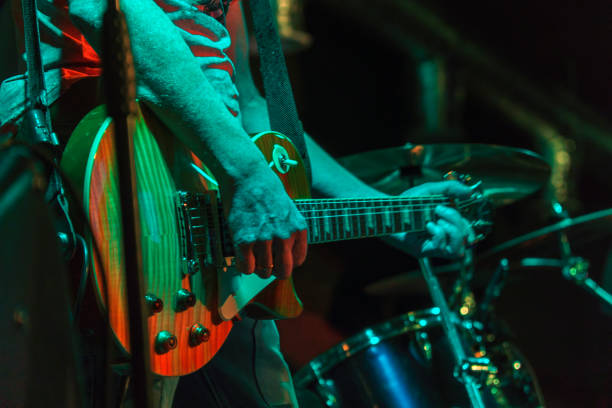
top-left (237, 229), bottom-right (308, 279)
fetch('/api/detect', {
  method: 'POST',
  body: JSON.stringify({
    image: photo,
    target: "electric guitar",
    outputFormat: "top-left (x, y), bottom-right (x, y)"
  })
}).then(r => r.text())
top-left (61, 104), bottom-right (489, 376)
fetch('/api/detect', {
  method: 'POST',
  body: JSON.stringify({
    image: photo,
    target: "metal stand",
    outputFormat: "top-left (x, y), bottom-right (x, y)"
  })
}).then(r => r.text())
top-left (102, 1), bottom-right (152, 406)
top-left (553, 202), bottom-right (612, 308)
top-left (418, 257), bottom-right (486, 408)
top-left (520, 256), bottom-right (612, 308)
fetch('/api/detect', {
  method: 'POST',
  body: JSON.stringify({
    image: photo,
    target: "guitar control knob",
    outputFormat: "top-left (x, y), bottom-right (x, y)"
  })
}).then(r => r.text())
top-left (189, 323), bottom-right (210, 346)
top-left (155, 331), bottom-right (177, 354)
top-left (175, 289), bottom-right (196, 312)
top-left (145, 294), bottom-right (163, 315)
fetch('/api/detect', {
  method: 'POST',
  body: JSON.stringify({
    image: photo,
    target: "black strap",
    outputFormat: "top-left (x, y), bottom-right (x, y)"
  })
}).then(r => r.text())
top-left (248, 0), bottom-right (311, 182)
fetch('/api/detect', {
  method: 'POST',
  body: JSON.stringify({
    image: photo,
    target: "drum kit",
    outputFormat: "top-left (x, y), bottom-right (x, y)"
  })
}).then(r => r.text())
top-left (294, 143), bottom-right (612, 407)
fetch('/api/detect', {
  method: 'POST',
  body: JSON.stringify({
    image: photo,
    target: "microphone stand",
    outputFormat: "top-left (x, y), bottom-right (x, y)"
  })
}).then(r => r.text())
top-left (419, 257), bottom-right (486, 408)
top-left (102, 0), bottom-right (152, 406)
top-left (20, 0), bottom-right (76, 258)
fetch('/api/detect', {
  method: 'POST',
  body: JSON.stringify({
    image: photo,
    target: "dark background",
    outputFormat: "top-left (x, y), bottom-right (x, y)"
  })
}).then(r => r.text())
top-left (274, 1), bottom-right (612, 407)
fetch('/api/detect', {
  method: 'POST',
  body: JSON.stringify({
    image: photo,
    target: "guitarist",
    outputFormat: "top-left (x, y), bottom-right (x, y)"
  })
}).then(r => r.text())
top-left (0, 0), bottom-right (475, 406)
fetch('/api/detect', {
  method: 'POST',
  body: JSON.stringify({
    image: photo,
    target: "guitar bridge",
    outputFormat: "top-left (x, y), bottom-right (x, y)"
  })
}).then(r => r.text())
top-left (176, 190), bottom-right (231, 274)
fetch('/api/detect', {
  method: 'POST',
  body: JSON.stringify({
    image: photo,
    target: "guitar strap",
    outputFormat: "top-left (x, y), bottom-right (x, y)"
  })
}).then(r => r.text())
top-left (248, 0), bottom-right (312, 183)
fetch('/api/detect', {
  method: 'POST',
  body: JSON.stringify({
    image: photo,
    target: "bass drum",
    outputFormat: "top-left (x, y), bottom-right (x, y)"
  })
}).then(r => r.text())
top-left (294, 309), bottom-right (544, 407)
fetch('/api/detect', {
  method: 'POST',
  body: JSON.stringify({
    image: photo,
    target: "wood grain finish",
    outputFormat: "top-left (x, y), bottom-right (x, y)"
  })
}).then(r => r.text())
top-left (62, 105), bottom-right (232, 376)
top-left (243, 132), bottom-right (311, 320)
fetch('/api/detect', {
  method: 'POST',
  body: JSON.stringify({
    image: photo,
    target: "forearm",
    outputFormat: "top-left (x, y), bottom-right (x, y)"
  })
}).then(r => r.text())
top-left (239, 95), bottom-right (383, 199)
top-left (68, 0), bottom-right (269, 185)
top-left (304, 134), bottom-right (385, 198)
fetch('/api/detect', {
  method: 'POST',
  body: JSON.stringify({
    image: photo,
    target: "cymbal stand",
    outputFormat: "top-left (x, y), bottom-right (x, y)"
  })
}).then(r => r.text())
top-left (477, 257), bottom-right (509, 324)
top-left (419, 257), bottom-right (488, 408)
top-left (448, 249), bottom-right (475, 313)
top-left (553, 204), bottom-right (612, 308)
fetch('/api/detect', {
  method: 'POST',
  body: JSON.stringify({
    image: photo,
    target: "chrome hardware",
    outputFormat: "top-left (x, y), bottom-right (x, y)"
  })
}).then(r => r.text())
top-left (454, 357), bottom-right (498, 384)
top-left (183, 257), bottom-right (200, 276)
top-left (272, 144), bottom-right (297, 174)
top-left (189, 323), bottom-right (210, 346)
top-left (562, 256), bottom-right (589, 281)
top-left (176, 190), bottom-right (229, 270)
top-left (414, 331), bottom-right (433, 362)
top-left (175, 288), bottom-right (196, 312)
top-left (155, 331), bottom-right (177, 354)
top-left (314, 378), bottom-right (339, 408)
top-left (145, 293), bottom-right (163, 315)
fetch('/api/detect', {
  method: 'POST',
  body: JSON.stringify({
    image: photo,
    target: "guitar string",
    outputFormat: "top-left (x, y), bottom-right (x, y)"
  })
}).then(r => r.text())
top-left (297, 205), bottom-right (474, 215)
top-left (294, 197), bottom-right (477, 206)
top-left (294, 197), bottom-right (449, 204)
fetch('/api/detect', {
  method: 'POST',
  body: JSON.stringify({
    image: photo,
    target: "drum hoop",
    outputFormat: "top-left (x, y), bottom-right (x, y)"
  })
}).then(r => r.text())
top-left (294, 308), bottom-right (443, 387)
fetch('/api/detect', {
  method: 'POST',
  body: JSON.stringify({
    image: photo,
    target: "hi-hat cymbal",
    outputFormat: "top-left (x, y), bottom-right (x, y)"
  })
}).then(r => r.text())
top-left (338, 143), bottom-right (550, 207)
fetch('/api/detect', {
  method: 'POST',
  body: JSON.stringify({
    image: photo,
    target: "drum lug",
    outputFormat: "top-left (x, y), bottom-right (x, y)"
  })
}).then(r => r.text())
top-left (454, 356), bottom-right (498, 386)
top-left (414, 331), bottom-right (433, 362)
top-left (314, 378), bottom-right (340, 408)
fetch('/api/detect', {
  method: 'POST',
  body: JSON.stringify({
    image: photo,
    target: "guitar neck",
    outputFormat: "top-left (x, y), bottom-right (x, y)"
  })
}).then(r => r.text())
top-left (294, 196), bottom-right (450, 244)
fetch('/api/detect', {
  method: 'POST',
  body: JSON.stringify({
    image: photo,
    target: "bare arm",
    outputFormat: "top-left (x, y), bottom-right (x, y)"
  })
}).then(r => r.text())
top-left (68, 0), bottom-right (307, 277)
top-left (226, 1), bottom-right (472, 258)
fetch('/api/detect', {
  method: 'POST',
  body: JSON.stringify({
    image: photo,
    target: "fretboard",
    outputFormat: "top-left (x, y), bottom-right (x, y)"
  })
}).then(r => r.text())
top-left (294, 196), bottom-right (449, 244)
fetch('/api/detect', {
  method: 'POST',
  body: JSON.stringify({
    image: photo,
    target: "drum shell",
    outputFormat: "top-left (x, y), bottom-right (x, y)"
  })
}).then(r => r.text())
top-left (295, 309), bottom-right (544, 408)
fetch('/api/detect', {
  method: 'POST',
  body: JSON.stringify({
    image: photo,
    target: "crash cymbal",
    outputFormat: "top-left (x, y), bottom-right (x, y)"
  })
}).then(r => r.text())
top-left (338, 143), bottom-right (550, 207)
top-left (480, 208), bottom-right (612, 263)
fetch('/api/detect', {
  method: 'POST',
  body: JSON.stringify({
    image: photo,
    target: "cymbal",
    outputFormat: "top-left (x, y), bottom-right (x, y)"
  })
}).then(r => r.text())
top-left (480, 208), bottom-right (612, 262)
top-left (365, 209), bottom-right (612, 296)
top-left (338, 143), bottom-right (550, 206)
top-left (364, 262), bottom-right (462, 295)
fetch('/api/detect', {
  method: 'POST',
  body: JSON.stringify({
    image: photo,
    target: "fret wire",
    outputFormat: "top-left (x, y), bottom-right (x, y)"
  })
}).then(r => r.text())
top-left (355, 202), bottom-right (361, 239)
top-left (308, 227), bottom-right (428, 244)
top-left (318, 204), bottom-right (325, 240)
top-left (312, 203), bottom-right (319, 242)
top-left (325, 203), bottom-right (332, 241)
top-left (372, 200), bottom-right (378, 235)
top-left (337, 200), bottom-right (343, 240)
top-left (342, 200), bottom-right (348, 240)
top-left (412, 198), bottom-right (419, 229)
top-left (390, 197), bottom-right (398, 233)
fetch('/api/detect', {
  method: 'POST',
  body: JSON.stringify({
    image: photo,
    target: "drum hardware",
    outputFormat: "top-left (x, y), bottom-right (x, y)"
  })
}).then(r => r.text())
top-left (454, 356), bottom-right (498, 384)
top-left (414, 331), bottom-right (433, 362)
top-left (418, 257), bottom-right (487, 408)
top-left (327, 144), bottom-right (555, 406)
top-left (480, 207), bottom-right (612, 308)
top-left (554, 203), bottom-right (612, 307)
top-left (476, 258), bottom-right (509, 323)
top-left (448, 249), bottom-right (477, 316)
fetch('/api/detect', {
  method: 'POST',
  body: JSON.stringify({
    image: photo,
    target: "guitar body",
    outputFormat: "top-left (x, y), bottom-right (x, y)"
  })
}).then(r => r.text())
top-left (61, 103), bottom-right (309, 376)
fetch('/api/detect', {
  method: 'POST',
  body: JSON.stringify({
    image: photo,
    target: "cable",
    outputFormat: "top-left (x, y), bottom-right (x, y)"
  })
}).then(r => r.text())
top-left (72, 233), bottom-right (91, 324)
